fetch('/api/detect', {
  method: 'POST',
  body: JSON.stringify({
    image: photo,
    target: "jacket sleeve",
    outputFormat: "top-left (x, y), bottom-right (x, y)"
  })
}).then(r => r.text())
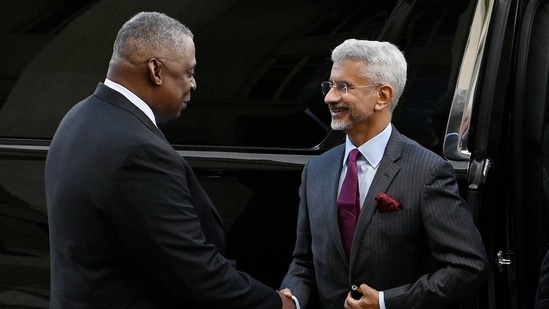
top-left (280, 164), bottom-right (319, 308)
top-left (108, 141), bottom-right (281, 309)
top-left (383, 159), bottom-right (489, 308)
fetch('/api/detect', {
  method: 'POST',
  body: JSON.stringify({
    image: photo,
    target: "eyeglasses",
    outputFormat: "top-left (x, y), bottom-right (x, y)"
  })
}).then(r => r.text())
top-left (320, 81), bottom-right (379, 96)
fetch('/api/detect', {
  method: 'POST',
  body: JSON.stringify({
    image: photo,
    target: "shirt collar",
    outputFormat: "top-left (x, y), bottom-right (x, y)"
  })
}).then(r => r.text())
top-left (104, 78), bottom-right (157, 126)
top-left (343, 124), bottom-right (392, 168)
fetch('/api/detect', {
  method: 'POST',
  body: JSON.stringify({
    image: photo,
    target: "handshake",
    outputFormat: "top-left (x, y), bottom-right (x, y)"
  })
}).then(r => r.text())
top-left (278, 284), bottom-right (378, 309)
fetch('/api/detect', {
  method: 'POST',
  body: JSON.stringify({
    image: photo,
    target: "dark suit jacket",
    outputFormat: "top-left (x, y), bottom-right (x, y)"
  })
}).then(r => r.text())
top-left (281, 127), bottom-right (488, 309)
top-left (45, 83), bottom-right (281, 308)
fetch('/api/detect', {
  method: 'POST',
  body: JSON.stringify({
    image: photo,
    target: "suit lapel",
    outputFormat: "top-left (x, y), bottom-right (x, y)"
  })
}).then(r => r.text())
top-left (93, 83), bottom-right (168, 143)
top-left (317, 145), bottom-right (350, 264)
top-left (93, 83), bottom-right (224, 228)
top-left (350, 128), bottom-right (403, 264)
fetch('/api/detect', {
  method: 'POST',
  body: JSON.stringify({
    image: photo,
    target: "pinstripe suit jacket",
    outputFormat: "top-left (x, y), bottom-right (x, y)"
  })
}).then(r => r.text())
top-left (281, 126), bottom-right (488, 309)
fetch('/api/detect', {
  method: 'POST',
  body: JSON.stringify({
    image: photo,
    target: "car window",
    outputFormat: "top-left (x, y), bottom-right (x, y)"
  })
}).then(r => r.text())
top-left (0, 0), bottom-right (477, 154)
top-left (380, 0), bottom-right (477, 155)
top-left (160, 0), bottom-right (400, 148)
top-left (0, 0), bottom-right (99, 138)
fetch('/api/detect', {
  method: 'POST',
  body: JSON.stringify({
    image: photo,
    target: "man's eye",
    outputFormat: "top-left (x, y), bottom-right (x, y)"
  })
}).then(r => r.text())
top-left (335, 83), bottom-right (347, 90)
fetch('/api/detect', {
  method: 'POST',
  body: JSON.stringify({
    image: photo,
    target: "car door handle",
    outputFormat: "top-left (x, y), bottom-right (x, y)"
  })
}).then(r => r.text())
top-left (496, 250), bottom-right (513, 272)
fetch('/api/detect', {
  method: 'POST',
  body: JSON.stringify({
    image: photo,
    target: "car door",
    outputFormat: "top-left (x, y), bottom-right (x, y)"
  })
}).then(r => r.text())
top-left (505, 0), bottom-right (549, 307)
top-left (469, 0), bottom-right (549, 307)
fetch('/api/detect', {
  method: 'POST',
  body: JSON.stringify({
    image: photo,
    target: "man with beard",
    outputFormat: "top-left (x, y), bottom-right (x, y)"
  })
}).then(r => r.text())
top-left (280, 39), bottom-right (488, 309)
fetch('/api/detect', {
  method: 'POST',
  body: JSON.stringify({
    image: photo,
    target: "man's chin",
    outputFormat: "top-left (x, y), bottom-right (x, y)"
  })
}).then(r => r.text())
top-left (331, 120), bottom-right (350, 131)
top-left (159, 112), bottom-right (183, 124)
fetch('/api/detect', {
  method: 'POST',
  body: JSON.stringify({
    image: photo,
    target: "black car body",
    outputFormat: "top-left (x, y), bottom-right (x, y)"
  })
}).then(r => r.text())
top-left (0, 0), bottom-right (547, 308)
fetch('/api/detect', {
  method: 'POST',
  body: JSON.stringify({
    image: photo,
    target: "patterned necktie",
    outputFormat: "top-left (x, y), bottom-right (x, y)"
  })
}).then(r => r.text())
top-left (338, 148), bottom-right (361, 257)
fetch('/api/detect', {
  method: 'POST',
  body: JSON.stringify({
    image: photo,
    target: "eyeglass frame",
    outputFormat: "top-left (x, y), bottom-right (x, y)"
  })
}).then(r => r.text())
top-left (320, 81), bottom-right (380, 96)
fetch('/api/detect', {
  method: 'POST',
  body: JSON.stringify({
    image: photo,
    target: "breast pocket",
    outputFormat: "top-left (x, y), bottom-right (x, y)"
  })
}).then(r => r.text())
top-left (368, 207), bottom-right (418, 239)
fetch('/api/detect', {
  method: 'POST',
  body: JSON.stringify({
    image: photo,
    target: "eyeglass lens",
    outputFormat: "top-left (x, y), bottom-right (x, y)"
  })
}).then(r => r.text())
top-left (321, 81), bottom-right (347, 95)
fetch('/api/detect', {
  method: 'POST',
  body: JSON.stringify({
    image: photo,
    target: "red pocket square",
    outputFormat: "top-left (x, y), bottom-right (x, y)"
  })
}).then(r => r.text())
top-left (375, 193), bottom-right (403, 213)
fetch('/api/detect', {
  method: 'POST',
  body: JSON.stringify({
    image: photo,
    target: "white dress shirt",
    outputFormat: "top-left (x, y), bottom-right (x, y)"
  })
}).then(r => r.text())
top-left (339, 124), bottom-right (392, 208)
top-left (104, 78), bottom-right (158, 127)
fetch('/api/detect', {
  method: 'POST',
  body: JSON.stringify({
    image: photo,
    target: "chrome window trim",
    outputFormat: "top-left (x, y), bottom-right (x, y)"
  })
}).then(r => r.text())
top-left (175, 150), bottom-right (315, 166)
top-left (0, 144), bottom-right (49, 152)
top-left (0, 143), bottom-right (314, 166)
top-left (444, 0), bottom-right (494, 169)
top-left (0, 143), bottom-right (472, 176)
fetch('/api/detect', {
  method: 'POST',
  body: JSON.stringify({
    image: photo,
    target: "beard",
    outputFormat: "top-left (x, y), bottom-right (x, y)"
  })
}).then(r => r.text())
top-left (331, 117), bottom-right (351, 131)
top-left (330, 103), bottom-right (373, 131)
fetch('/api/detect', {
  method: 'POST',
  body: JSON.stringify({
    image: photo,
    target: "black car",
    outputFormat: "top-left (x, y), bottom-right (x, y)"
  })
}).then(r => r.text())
top-left (0, 0), bottom-right (547, 308)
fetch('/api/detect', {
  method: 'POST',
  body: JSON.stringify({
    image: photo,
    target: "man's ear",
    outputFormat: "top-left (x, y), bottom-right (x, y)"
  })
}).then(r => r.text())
top-left (147, 58), bottom-right (163, 85)
top-left (375, 85), bottom-right (393, 111)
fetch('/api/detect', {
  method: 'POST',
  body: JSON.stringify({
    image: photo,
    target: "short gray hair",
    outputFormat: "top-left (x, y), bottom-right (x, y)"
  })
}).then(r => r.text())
top-left (331, 39), bottom-right (407, 111)
top-left (111, 12), bottom-right (193, 63)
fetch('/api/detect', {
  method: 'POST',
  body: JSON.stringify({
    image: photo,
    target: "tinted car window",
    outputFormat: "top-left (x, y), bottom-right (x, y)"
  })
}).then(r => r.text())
top-left (0, 0), bottom-right (476, 154)
top-left (0, 0), bottom-right (397, 147)
top-left (0, 1), bottom-right (99, 139)
top-left (161, 0), bottom-right (400, 148)
top-left (381, 0), bottom-right (475, 154)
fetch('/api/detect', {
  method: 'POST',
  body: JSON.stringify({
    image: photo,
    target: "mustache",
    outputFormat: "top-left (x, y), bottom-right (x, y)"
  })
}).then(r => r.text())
top-left (329, 103), bottom-right (349, 110)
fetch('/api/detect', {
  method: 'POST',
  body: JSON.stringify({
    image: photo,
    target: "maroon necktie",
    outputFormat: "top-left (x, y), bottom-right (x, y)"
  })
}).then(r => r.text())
top-left (338, 149), bottom-right (361, 257)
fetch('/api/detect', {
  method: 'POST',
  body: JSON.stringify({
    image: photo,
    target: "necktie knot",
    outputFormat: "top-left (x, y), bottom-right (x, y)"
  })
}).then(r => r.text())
top-left (348, 148), bottom-right (360, 163)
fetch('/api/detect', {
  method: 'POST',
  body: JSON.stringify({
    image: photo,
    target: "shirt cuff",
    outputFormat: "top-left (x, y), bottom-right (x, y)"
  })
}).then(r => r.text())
top-left (292, 295), bottom-right (301, 309)
top-left (379, 291), bottom-right (386, 309)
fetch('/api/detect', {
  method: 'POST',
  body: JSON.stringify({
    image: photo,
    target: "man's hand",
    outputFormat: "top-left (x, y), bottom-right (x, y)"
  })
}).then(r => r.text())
top-left (280, 288), bottom-right (293, 299)
top-left (344, 284), bottom-right (380, 309)
top-left (278, 289), bottom-right (296, 309)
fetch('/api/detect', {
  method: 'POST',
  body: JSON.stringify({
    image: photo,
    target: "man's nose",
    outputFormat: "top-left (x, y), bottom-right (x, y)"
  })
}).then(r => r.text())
top-left (324, 87), bottom-right (340, 104)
